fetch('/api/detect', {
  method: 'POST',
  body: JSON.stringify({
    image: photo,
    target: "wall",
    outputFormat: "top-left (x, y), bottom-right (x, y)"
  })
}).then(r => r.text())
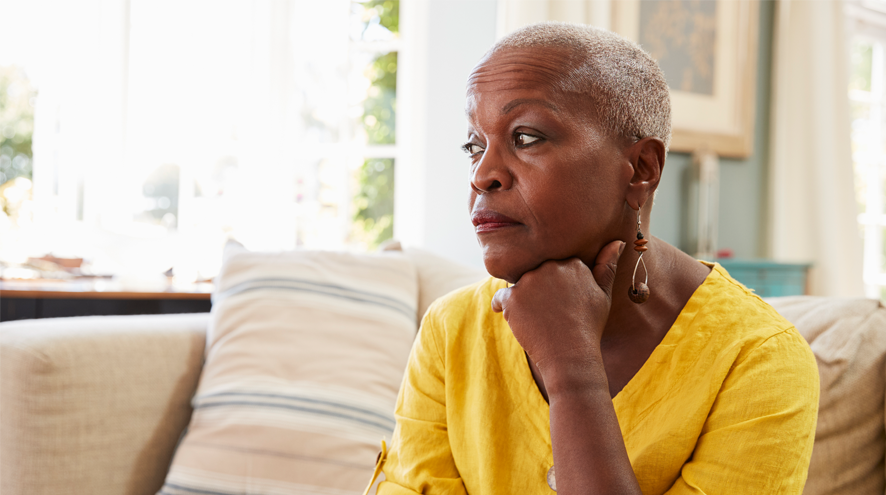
top-left (396, 0), bottom-right (775, 268)
top-left (395, 0), bottom-right (498, 268)
top-left (651, 1), bottom-right (774, 259)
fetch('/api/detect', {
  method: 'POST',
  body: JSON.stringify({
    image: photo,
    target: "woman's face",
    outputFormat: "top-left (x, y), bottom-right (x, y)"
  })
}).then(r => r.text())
top-left (465, 46), bottom-right (635, 283)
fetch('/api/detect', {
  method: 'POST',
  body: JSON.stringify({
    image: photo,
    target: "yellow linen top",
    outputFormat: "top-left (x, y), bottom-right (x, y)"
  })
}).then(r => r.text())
top-left (376, 263), bottom-right (819, 494)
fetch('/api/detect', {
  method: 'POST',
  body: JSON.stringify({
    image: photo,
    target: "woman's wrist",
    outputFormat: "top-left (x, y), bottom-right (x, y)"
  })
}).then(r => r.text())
top-left (537, 346), bottom-right (610, 398)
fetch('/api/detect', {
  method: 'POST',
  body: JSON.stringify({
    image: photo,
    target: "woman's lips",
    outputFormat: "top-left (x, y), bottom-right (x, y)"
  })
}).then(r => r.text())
top-left (471, 210), bottom-right (521, 233)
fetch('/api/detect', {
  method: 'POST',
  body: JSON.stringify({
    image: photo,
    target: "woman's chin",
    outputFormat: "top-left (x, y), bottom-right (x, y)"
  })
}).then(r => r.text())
top-left (481, 252), bottom-right (535, 285)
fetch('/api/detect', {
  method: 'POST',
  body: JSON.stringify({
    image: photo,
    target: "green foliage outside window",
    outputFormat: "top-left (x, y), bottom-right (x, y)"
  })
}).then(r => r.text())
top-left (371, 0), bottom-right (398, 34)
top-left (354, 0), bottom-right (398, 38)
top-left (0, 66), bottom-right (36, 187)
top-left (849, 40), bottom-right (872, 93)
top-left (0, 66), bottom-right (37, 219)
top-left (352, 158), bottom-right (394, 248)
top-left (352, 0), bottom-right (399, 249)
top-left (363, 51), bottom-right (397, 146)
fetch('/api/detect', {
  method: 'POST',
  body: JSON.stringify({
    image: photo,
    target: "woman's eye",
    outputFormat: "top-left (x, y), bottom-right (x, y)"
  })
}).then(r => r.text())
top-left (462, 143), bottom-right (484, 155)
top-left (515, 133), bottom-right (540, 147)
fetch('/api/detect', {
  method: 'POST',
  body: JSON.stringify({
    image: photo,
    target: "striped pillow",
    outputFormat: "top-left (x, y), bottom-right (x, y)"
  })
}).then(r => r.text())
top-left (160, 248), bottom-right (417, 495)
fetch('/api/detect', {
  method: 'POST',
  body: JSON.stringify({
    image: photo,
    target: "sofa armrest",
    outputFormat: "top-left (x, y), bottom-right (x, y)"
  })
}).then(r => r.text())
top-left (0, 313), bottom-right (208, 495)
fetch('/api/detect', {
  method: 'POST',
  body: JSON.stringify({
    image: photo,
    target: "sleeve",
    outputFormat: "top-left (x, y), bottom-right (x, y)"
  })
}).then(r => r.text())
top-left (666, 328), bottom-right (820, 495)
top-left (375, 310), bottom-right (468, 495)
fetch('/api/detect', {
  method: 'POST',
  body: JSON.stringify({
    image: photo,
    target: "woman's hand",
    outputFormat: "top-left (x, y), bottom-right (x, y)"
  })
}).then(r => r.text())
top-left (492, 239), bottom-right (642, 495)
top-left (491, 239), bottom-right (625, 370)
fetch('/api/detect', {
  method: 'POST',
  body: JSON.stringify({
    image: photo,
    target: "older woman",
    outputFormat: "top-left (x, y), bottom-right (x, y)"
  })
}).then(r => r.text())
top-left (372, 22), bottom-right (818, 494)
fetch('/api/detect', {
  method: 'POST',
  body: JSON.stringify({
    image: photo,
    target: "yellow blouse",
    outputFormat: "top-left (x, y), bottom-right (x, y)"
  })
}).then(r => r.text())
top-left (375, 263), bottom-right (819, 494)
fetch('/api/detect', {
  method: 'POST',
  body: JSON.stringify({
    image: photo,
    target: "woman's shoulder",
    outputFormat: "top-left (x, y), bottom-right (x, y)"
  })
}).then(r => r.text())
top-left (417, 276), bottom-right (509, 346)
top-left (707, 262), bottom-right (796, 329)
top-left (689, 262), bottom-right (816, 371)
top-left (656, 263), bottom-right (819, 426)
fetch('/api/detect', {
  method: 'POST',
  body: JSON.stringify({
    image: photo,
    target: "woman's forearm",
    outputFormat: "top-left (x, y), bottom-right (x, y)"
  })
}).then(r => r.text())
top-left (544, 350), bottom-right (642, 495)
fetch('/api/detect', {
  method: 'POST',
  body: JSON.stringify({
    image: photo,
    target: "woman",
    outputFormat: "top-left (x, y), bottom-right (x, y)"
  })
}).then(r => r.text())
top-left (372, 22), bottom-right (818, 494)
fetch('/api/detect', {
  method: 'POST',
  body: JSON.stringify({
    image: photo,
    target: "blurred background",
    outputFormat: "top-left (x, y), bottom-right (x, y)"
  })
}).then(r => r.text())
top-left (0, 0), bottom-right (883, 304)
top-left (0, 0), bottom-right (411, 286)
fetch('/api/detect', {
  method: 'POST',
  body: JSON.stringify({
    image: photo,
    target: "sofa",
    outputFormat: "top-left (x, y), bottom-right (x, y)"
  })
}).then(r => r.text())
top-left (1, 247), bottom-right (885, 495)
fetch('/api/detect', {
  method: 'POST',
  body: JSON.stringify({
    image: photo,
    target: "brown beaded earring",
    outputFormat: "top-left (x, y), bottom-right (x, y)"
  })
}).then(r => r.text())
top-left (628, 206), bottom-right (650, 304)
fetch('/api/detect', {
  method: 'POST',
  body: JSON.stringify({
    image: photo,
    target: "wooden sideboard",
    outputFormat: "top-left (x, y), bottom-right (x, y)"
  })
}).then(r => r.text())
top-left (0, 279), bottom-right (212, 322)
top-left (716, 259), bottom-right (811, 297)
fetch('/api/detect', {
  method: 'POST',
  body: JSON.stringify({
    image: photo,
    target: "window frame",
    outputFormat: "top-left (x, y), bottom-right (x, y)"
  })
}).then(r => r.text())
top-left (846, 0), bottom-right (886, 297)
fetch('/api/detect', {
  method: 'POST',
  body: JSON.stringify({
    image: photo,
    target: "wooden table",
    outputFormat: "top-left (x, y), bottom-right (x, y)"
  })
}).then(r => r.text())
top-left (0, 279), bottom-right (213, 322)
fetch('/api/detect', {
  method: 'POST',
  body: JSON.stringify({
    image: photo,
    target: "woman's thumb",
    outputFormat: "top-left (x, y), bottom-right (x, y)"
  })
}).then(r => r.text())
top-left (592, 240), bottom-right (625, 299)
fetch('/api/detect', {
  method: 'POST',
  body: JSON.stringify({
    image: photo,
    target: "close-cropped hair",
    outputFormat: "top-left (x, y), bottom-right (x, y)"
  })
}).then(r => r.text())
top-left (491, 22), bottom-right (672, 150)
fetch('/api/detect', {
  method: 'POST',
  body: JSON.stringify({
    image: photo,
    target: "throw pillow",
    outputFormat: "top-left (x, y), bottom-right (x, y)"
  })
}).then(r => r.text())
top-left (160, 247), bottom-right (417, 495)
top-left (381, 244), bottom-right (488, 325)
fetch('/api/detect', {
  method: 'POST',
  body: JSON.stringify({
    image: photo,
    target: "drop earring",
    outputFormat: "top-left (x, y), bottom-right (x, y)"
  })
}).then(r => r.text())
top-left (629, 206), bottom-right (650, 304)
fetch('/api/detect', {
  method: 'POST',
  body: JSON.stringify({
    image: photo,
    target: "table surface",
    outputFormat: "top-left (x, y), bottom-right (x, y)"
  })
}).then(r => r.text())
top-left (0, 279), bottom-right (213, 300)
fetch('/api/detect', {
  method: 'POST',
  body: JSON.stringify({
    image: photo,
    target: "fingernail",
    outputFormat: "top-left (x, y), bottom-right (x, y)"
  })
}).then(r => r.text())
top-left (618, 241), bottom-right (626, 256)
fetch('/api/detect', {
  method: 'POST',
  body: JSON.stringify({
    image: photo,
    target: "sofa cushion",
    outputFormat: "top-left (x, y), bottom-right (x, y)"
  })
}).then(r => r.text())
top-left (399, 247), bottom-right (488, 324)
top-left (161, 248), bottom-right (417, 495)
top-left (766, 296), bottom-right (886, 495)
top-left (0, 313), bottom-right (208, 495)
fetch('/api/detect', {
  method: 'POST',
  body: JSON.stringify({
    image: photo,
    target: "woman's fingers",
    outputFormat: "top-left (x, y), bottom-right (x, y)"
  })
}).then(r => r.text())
top-left (591, 240), bottom-right (625, 300)
top-left (491, 287), bottom-right (510, 313)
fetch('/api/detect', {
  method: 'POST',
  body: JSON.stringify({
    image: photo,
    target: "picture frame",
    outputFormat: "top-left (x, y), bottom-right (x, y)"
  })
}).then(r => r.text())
top-left (611, 0), bottom-right (760, 158)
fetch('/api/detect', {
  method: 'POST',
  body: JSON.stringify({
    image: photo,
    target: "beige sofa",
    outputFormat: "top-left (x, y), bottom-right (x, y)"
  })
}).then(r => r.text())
top-left (1, 257), bottom-right (885, 494)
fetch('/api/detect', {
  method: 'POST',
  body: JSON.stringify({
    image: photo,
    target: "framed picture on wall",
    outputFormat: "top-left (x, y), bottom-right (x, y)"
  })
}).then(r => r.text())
top-left (611, 0), bottom-right (760, 158)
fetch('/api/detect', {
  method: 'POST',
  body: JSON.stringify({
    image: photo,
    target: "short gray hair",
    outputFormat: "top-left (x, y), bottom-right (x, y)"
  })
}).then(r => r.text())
top-left (489, 22), bottom-right (671, 150)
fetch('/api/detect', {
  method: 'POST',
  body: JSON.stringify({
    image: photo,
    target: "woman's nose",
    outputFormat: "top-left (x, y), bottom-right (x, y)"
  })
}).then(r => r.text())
top-left (470, 148), bottom-right (513, 194)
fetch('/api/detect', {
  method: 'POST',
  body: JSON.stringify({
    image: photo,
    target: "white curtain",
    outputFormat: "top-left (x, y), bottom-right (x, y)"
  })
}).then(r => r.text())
top-left (496, 0), bottom-right (612, 37)
top-left (768, 0), bottom-right (864, 297)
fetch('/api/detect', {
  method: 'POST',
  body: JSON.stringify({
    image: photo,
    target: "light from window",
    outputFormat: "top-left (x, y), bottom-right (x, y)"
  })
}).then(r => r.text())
top-left (0, 0), bottom-right (400, 284)
top-left (849, 34), bottom-right (886, 299)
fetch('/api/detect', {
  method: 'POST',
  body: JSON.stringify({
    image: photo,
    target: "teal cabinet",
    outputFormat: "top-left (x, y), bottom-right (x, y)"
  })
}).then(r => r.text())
top-left (715, 259), bottom-right (811, 297)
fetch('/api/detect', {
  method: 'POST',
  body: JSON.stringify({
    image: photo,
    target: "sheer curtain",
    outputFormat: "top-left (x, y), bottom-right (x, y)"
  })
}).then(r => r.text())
top-left (768, 0), bottom-right (864, 297)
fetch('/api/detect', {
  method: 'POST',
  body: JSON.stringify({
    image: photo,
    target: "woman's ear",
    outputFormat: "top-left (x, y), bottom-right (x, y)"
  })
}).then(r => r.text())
top-left (624, 137), bottom-right (666, 210)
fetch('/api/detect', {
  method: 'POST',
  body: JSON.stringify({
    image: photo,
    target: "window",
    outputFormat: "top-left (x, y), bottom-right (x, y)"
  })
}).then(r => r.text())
top-left (0, 0), bottom-right (400, 282)
top-left (0, 66), bottom-right (35, 227)
top-left (847, 0), bottom-right (886, 298)
top-left (346, 0), bottom-right (399, 249)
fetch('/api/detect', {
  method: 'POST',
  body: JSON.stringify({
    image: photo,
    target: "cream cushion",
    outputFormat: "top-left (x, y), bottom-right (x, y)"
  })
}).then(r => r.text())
top-left (399, 247), bottom-right (488, 324)
top-left (767, 296), bottom-right (886, 495)
top-left (0, 313), bottom-right (207, 495)
top-left (161, 248), bottom-right (417, 495)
